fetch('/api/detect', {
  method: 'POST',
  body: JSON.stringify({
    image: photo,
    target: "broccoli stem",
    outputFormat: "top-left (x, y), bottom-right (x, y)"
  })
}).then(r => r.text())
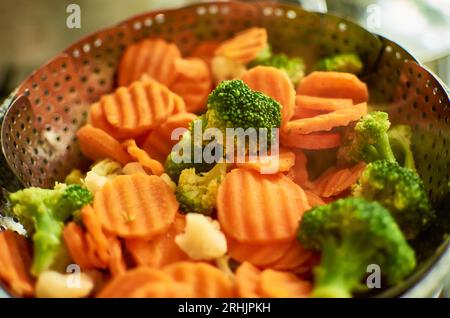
top-left (376, 133), bottom-right (397, 163)
top-left (312, 237), bottom-right (367, 298)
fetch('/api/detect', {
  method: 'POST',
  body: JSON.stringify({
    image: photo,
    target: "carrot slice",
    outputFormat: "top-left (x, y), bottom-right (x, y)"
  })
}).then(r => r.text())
top-left (130, 280), bottom-right (194, 298)
top-left (142, 112), bottom-right (197, 163)
top-left (217, 169), bottom-right (310, 243)
top-left (235, 262), bottom-right (263, 298)
top-left (290, 149), bottom-right (310, 188)
top-left (126, 214), bottom-right (188, 268)
top-left (241, 66), bottom-right (295, 126)
top-left (304, 190), bottom-right (326, 207)
top-left (235, 149), bottom-right (295, 174)
top-left (108, 238), bottom-right (127, 277)
top-left (164, 261), bottom-right (235, 298)
top-left (215, 27), bottom-right (268, 64)
top-left (118, 38), bottom-right (182, 87)
top-left (282, 102), bottom-right (367, 135)
top-left (281, 131), bottom-right (341, 150)
top-left (97, 267), bottom-right (173, 298)
top-left (77, 124), bottom-right (132, 165)
top-left (170, 58), bottom-right (212, 113)
top-left (227, 237), bottom-right (291, 267)
top-left (292, 107), bottom-right (326, 120)
top-left (102, 79), bottom-right (175, 137)
top-left (0, 230), bottom-right (34, 296)
top-left (81, 205), bottom-right (111, 264)
top-left (268, 240), bottom-right (314, 271)
top-left (122, 139), bottom-right (164, 176)
top-left (93, 174), bottom-right (178, 239)
top-left (297, 71), bottom-right (369, 104)
top-left (89, 102), bottom-right (132, 141)
top-left (259, 269), bottom-right (312, 298)
top-left (63, 222), bottom-right (95, 270)
top-left (295, 95), bottom-right (353, 112)
top-left (191, 41), bottom-right (221, 69)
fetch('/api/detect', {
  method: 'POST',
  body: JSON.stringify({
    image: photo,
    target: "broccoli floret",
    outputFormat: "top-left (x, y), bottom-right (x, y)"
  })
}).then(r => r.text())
top-left (338, 111), bottom-right (396, 165)
top-left (298, 197), bottom-right (416, 298)
top-left (388, 125), bottom-right (416, 171)
top-left (176, 163), bottom-right (226, 215)
top-left (250, 43), bottom-right (273, 65)
top-left (164, 130), bottom-right (215, 183)
top-left (316, 53), bottom-right (363, 75)
top-left (205, 79), bottom-right (282, 142)
top-left (250, 53), bottom-right (305, 86)
top-left (7, 183), bottom-right (93, 275)
top-left (353, 160), bottom-right (434, 240)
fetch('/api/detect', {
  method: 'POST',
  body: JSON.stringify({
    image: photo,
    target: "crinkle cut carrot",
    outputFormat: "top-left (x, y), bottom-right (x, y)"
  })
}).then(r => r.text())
top-left (297, 71), bottom-right (369, 104)
top-left (227, 237), bottom-right (292, 267)
top-left (118, 38), bottom-right (182, 87)
top-left (142, 112), bottom-right (197, 163)
top-left (235, 262), bottom-right (263, 298)
top-left (282, 102), bottom-right (367, 135)
top-left (295, 95), bottom-right (353, 112)
top-left (93, 174), bottom-right (178, 240)
top-left (170, 58), bottom-right (212, 114)
top-left (125, 214), bottom-right (188, 268)
top-left (292, 107), bottom-right (326, 120)
top-left (241, 66), bottom-right (295, 126)
top-left (122, 139), bottom-right (164, 176)
top-left (291, 149), bottom-right (310, 188)
top-left (130, 280), bottom-right (194, 298)
top-left (215, 27), bottom-right (268, 64)
top-left (102, 79), bottom-right (175, 137)
top-left (89, 102), bottom-right (132, 141)
top-left (281, 131), bottom-right (342, 150)
top-left (81, 205), bottom-right (110, 265)
top-left (268, 240), bottom-right (314, 271)
top-left (191, 41), bottom-right (221, 69)
top-left (77, 124), bottom-right (132, 165)
top-left (235, 148), bottom-right (296, 174)
top-left (259, 269), bottom-right (312, 298)
top-left (0, 230), bottom-right (34, 296)
top-left (108, 238), bottom-right (127, 277)
top-left (304, 190), bottom-right (326, 207)
top-left (163, 261), bottom-right (235, 298)
top-left (97, 267), bottom-right (173, 298)
top-left (217, 169), bottom-right (309, 243)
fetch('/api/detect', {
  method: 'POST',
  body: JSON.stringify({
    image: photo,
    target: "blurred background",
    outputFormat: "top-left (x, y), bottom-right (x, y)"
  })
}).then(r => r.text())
top-left (0, 0), bottom-right (449, 98)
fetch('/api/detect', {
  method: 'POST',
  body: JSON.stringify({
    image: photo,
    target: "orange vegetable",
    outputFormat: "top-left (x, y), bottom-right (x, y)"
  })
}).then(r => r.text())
top-left (108, 238), bottom-right (127, 277)
top-left (282, 102), bottom-right (367, 135)
top-left (122, 139), bottom-right (164, 176)
top-left (81, 205), bottom-right (111, 264)
top-left (191, 41), bottom-right (221, 69)
top-left (130, 281), bottom-right (194, 298)
top-left (259, 269), bottom-right (312, 298)
top-left (290, 149), bottom-right (310, 188)
top-left (235, 148), bottom-right (296, 173)
top-left (217, 169), bottom-right (310, 243)
top-left (77, 124), bottom-right (132, 165)
top-left (304, 190), bottom-right (326, 207)
top-left (281, 131), bottom-right (342, 150)
top-left (235, 262), bottom-right (263, 298)
top-left (102, 79), bottom-right (176, 137)
top-left (89, 102), bottom-right (131, 141)
top-left (118, 38), bottom-right (182, 87)
top-left (97, 267), bottom-right (174, 298)
top-left (297, 71), bottom-right (369, 104)
top-left (170, 58), bottom-right (212, 113)
top-left (164, 261), bottom-right (235, 298)
top-left (142, 112), bottom-right (197, 163)
top-left (215, 27), bottom-right (268, 64)
top-left (313, 162), bottom-right (366, 197)
top-left (268, 240), bottom-right (315, 271)
top-left (0, 230), bottom-right (34, 296)
top-left (93, 174), bottom-right (178, 239)
top-left (295, 95), bottom-right (353, 112)
top-left (126, 214), bottom-right (189, 268)
top-left (241, 66), bottom-right (295, 126)
top-left (292, 107), bottom-right (325, 120)
top-left (227, 237), bottom-right (292, 267)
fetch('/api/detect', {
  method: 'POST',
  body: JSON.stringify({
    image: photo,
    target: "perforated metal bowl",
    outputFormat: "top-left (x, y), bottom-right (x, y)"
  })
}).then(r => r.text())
top-left (0, 1), bottom-right (449, 298)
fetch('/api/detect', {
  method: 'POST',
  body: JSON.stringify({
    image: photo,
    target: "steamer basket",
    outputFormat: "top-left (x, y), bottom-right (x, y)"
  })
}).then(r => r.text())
top-left (0, 1), bottom-right (449, 298)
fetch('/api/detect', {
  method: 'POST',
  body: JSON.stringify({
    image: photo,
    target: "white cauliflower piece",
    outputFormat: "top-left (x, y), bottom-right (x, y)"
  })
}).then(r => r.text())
top-left (175, 213), bottom-right (227, 260)
top-left (35, 270), bottom-right (94, 298)
top-left (160, 173), bottom-right (177, 191)
top-left (211, 56), bottom-right (247, 85)
top-left (84, 171), bottom-right (108, 195)
top-left (121, 162), bottom-right (147, 175)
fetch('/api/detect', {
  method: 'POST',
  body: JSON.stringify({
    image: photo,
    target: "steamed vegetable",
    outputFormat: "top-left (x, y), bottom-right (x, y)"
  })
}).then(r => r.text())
top-left (388, 125), bottom-right (416, 171)
top-left (298, 197), bottom-right (416, 298)
top-left (316, 53), bottom-right (363, 75)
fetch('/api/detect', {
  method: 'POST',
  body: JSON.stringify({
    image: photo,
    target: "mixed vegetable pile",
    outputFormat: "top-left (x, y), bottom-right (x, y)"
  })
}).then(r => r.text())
top-left (0, 27), bottom-right (435, 298)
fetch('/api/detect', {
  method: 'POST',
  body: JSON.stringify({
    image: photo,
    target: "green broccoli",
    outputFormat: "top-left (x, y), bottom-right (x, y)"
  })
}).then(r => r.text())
top-left (175, 163), bottom-right (227, 215)
top-left (7, 183), bottom-right (93, 275)
top-left (250, 53), bottom-right (305, 86)
top-left (338, 111), bottom-right (396, 165)
top-left (250, 43), bottom-right (273, 65)
top-left (316, 53), bottom-right (363, 75)
top-left (298, 197), bottom-right (416, 298)
top-left (353, 160), bottom-right (434, 240)
top-left (388, 125), bottom-right (416, 171)
top-left (205, 79), bottom-right (282, 143)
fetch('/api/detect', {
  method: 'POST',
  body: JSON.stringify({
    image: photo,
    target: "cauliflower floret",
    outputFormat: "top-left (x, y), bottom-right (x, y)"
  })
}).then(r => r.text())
top-left (175, 213), bottom-right (227, 260)
top-left (121, 162), bottom-right (147, 175)
top-left (211, 56), bottom-right (247, 85)
top-left (35, 270), bottom-right (94, 298)
top-left (84, 171), bottom-right (108, 195)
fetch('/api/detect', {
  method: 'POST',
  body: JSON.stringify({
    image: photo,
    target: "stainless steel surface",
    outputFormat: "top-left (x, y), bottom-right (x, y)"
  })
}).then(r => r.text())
top-left (0, 1), bottom-right (449, 297)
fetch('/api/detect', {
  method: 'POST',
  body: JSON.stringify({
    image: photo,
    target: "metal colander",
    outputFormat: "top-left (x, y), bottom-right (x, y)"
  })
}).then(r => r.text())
top-left (0, 1), bottom-right (449, 298)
